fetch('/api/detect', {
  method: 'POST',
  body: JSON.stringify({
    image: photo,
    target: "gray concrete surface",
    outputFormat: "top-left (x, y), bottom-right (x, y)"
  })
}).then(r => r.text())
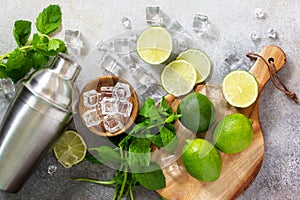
top-left (0, 0), bottom-right (299, 199)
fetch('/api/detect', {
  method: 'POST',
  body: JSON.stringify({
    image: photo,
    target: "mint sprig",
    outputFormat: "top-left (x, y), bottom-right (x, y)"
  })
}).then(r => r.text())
top-left (0, 4), bottom-right (66, 83)
top-left (72, 97), bottom-right (180, 200)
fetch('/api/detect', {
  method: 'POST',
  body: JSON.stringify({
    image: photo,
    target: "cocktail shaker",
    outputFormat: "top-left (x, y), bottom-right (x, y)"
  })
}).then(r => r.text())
top-left (0, 54), bottom-right (81, 192)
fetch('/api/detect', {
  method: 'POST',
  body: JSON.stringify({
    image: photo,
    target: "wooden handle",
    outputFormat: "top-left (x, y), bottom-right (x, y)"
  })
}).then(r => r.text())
top-left (249, 45), bottom-right (286, 94)
top-left (239, 45), bottom-right (286, 116)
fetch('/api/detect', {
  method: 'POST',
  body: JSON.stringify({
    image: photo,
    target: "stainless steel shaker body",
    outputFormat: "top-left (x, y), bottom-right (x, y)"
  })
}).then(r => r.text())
top-left (0, 54), bottom-right (81, 192)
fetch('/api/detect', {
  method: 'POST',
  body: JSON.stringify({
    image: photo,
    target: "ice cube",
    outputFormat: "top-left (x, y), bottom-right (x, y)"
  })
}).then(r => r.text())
top-left (100, 86), bottom-right (114, 99)
top-left (172, 32), bottom-right (195, 53)
top-left (146, 6), bottom-right (161, 26)
top-left (47, 165), bottom-right (57, 176)
top-left (205, 83), bottom-right (224, 100)
top-left (82, 108), bottom-right (101, 127)
top-left (64, 30), bottom-right (84, 56)
top-left (267, 28), bottom-right (277, 39)
top-left (224, 54), bottom-right (243, 70)
top-left (0, 96), bottom-right (12, 122)
top-left (96, 40), bottom-right (109, 52)
top-left (159, 9), bottom-right (171, 27)
top-left (134, 69), bottom-right (157, 85)
top-left (101, 97), bottom-right (118, 115)
top-left (161, 155), bottom-right (176, 168)
top-left (83, 90), bottom-right (99, 108)
top-left (166, 162), bottom-right (183, 178)
top-left (137, 83), bottom-right (167, 105)
top-left (117, 100), bottom-right (133, 117)
top-left (254, 8), bottom-right (265, 19)
top-left (103, 115), bottom-right (124, 133)
top-left (114, 39), bottom-right (131, 54)
top-left (121, 16), bottom-right (132, 29)
top-left (100, 55), bottom-right (123, 75)
top-left (118, 53), bottom-right (139, 67)
top-left (223, 54), bottom-right (250, 74)
top-left (193, 14), bottom-right (209, 35)
top-left (250, 30), bottom-right (261, 42)
top-left (169, 20), bottom-right (185, 34)
top-left (0, 78), bottom-right (15, 96)
top-left (203, 83), bottom-right (238, 120)
top-left (113, 82), bottom-right (131, 101)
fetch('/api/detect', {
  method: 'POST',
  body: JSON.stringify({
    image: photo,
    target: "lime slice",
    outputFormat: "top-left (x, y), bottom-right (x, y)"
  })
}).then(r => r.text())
top-left (177, 49), bottom-right (211, 83)
top-left (222, 70), bottom-right (258, 108)
top-left (137, 26), bottom-right (172, 65)
top-left (53, 130), bottom-right (87, 168)
top-left (161, 60), bottom-right (197, 96)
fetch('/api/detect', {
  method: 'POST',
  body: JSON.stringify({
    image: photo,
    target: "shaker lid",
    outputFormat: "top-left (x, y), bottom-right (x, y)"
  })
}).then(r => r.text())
top-left (51, 54), bottom-right (82, 82)
top-left (23, 55), bottom-right (81, 110)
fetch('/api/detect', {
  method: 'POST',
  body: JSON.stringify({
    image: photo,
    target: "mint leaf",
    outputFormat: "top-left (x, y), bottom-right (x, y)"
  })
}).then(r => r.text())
top-left (147, 134), bottom-right (163, 147)
top-left (48, 38), bottom-right (67, 53)
top-left (27, 51), bottom-right (49, 70)
top-left (6, 62), bottom-right (32, 83)
top-left (5, 48), bottom-right (26, 71)
top-left (85, 153), bottom-right (103, 165)
top-left (165, 113), bottom-right (181, 123)
top-left (5, 48), bottom-right (32, 82)
top-left (134, 162), bottom-right (166, 190)
top-left (148, 105), bottom-right (164, 123)
top-left (32, 33), bottom-right (49, 50)
top-left (36, 5), bottom-right (62, 34)
top-left (159, 96), bottom-right (173, 115)
top-left (89, 146), bottom-right (124, 164)
top-left (139, 97), bottom-right (155, 117)
top-left (13, 20), bottom-right (31, 47)
top-left (160, 125), bottom-right (178, 152)
top-left (0, 65), bottom-right (7, 78)
top-left (128, 138), bottom-right (151, 168)
top-left (32, 33), bottom-right (57, 56)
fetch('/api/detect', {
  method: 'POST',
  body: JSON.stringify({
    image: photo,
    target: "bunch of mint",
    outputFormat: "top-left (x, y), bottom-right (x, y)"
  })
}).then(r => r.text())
top-left (72, 97), bottom-right (180, 200)
top-left (0, 4), bottom-right (66, 83)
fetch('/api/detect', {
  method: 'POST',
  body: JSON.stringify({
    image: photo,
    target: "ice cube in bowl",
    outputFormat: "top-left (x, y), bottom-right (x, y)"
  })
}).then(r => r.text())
top-left (78, 75), bottom-right (139, 137)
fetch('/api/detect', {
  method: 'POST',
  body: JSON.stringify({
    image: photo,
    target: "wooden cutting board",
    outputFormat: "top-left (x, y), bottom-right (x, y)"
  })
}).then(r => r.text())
top-left (156, 45), bottom-right (286, 200)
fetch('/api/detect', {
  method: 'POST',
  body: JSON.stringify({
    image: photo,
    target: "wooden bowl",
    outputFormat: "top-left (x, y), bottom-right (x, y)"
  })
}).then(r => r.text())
top-left (78, 75), bottom-right (139, 137)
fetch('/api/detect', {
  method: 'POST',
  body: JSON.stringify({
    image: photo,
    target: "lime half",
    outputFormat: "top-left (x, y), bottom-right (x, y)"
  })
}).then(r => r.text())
top-left (222, 70), bottom-right (258, 108)
top-left (137, 26), bottom-right (172, 65)
top-left (177, 49), bottom-right (211, 83)
top-left (161, 60), bottom-right (197, 96)
top-left (54, 130), bottom-right (87, 168)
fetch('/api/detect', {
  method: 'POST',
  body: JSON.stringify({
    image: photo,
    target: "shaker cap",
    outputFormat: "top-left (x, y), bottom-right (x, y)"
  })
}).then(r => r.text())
top-left (23, 55), bottom-right (81, 110)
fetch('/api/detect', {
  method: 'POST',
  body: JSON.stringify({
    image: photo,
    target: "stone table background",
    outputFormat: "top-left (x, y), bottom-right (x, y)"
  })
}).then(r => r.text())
top-left (0, 0), bottom-right (299, 199)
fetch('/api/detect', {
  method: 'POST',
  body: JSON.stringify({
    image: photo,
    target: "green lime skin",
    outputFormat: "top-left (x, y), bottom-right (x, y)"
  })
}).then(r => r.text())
top-left (182, 138), bottom-right (222, 182)
top-left (213, 113), bottom-right (254, 154)
top-left (177, 92), bottom-right (216, 133)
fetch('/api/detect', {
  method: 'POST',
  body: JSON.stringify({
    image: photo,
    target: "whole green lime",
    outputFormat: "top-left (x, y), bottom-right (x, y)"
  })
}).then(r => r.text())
top-left (182, 138), bottom-right (222, 182)
top-left (177, 92), bottom-right (215, 133)
top-left (213, 113), bottom-right (254, 154)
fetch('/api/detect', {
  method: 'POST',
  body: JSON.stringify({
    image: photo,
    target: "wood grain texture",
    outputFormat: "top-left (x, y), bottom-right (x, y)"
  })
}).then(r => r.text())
top-left (157, 45), bottom-right (286, 200)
